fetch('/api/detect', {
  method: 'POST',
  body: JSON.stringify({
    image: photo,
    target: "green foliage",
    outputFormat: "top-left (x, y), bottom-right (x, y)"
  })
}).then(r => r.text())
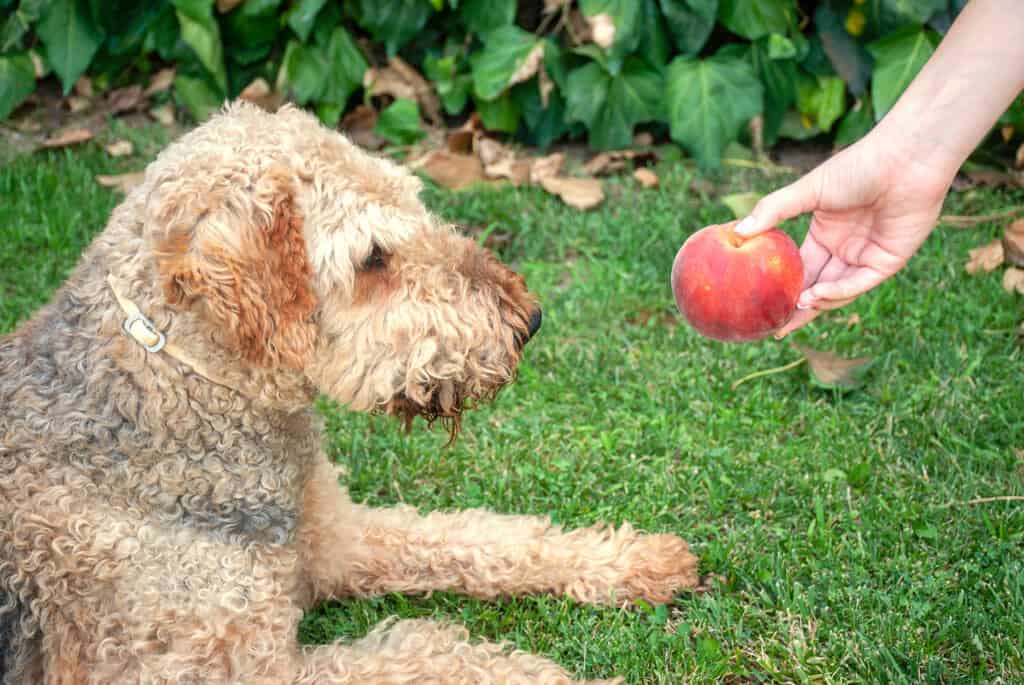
top-left (0, 0), bottom-right (996, 166)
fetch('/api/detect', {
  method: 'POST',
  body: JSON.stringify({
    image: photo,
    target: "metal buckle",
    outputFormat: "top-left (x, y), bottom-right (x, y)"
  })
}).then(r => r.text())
top-left (123, 312), bottom-right (167, 353)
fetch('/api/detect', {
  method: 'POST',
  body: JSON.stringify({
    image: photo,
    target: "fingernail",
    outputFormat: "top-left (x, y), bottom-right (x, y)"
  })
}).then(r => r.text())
top-left (735, 216), bottom-right (759, 236)
top-left (796, 293), bottom-right (815, 310)
top-left (773, 331), bottom-right (786, 341)
top-left (796, 301), bottom-right (812, 310)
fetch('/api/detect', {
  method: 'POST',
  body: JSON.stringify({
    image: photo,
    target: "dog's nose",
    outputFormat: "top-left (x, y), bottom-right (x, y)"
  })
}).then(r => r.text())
top-left (526, 308), bottom-right (542, 340)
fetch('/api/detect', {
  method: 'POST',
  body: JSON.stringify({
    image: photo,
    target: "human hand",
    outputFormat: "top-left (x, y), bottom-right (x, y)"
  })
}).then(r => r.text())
top-left (734, 132), bottom-right (954, 337)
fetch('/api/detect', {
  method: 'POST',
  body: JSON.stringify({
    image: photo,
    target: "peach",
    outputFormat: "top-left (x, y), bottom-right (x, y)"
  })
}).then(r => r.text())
top-left (671, 221), bottom-right (803, 342)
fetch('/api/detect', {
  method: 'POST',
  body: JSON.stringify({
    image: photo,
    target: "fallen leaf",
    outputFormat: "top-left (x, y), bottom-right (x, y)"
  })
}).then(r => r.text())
top-left (1003, 267), bottom-right (1024, 294)
top-left (14, 117), bottom-right (42, 133)
top-left (341, 105), bottom-right (385, 150)
top-left (1002, 219), bottom-right (1024, 267)
top-left (144, 68), bottom-right (176, 96)
top-left (446, 129), bottom-right (476, 155)
top-left (105, 139), bottom-right (134, 157)
top-left (509, 43), bottom-right (545, 89)
top-left (543, 0), bottom-right (571, 14)
top-left (363, 58), bottom-right (442, 126)
top-left (540, 176), bottom-right (604, 210)
top-left (1017, 142), bottom-right (1024, 170)
top-left (1002, 125), bottom-right (1015, 143)
top-left (793, 343), bottom-right (874, 390)
top-left (633, 131), bottom-right (653, 147)
top-left (96, 172), bottom-right (145, 193)
top-left (843, 313), bottom-right (861, 327)
top-left (530, 153), bottom-right (565, 184)
top-left (410, 150), bottom-right (486, 190)
top-left (107, 86), bottom-right (144, 114)
top-left (633, 167), bottom-right (659, 188)
top-left (965, 239), bottom-right (1004, 274)
top-left (721, 192), bottom-right (763, 219)
top-left (150, 103), bottom-right (176, 126)
top-left (41, 128), bottom-right (94, 148)
top-left (587, 12), bottom-right (616, 48)
top-left (66, 96), bottom-right (91, 113)
top-left (216, 0), bottom-right (243, 11)
top-left (538, 68), bottom-right (554, 107)
top-left (29, 50), bottom-right (45, 79)
top-left (582, 149), bottom-right (658, 177)
top-left (74, 76), bottom-right (93, 97)
top-left (238, 77), bottom-right (283, 112)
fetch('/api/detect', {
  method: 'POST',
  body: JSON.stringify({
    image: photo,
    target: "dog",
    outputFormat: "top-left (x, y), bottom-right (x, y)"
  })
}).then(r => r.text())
top-left (0, 102), bottom-right (699, 684)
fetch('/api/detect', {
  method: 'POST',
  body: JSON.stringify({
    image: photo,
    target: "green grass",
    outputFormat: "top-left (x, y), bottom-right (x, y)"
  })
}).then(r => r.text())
top-left (3, 130), bottom-right (1023, 684)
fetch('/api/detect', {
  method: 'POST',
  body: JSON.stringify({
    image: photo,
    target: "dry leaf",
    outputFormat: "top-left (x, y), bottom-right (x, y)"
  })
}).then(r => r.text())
top-left (216, 0), bottom-right (243, 11)
top-left (105, 139), bottom-right (134, 157)
top-left (793, 343), bottom-right (873, 390)
top-left (410, 151), bottom-right (486, 190)
top-left (238, 77), bottom-right (282, 111)
top-left (144, 68), bottom-right (176, 96)
top-left (446, 129), bottom-right (475, 155)
top-left (1002, 125), bottom-right (1015, 143)
top-left (508, 43), bottom-right (545, 89)
top-left (150, 103), bottom-right (176, 126)
top-left (341, 105), bottom-right (385, 150)
top-left (14, 117), bottom-right (42, 133)
top-left (1003, 267), bottom-right (1024, 294)
top-left (543, 0), bottom-right (571, 14)
top-left (530, 153), bottom-right (565, 184)
top-left (582, 149), bottom-right (658, 176)
top-left (96, 172), bottom-right (145, 193)
top-left (843, 313), bottom-right (861, 327)
top-left (107, 86), bottom-right (144, 114)
top-left (1017, 142), bottom-right (1024, 170)
top-left (1002, 219), bottom-right (1024, 267)
top-left (633, 167), bottom-right (659, 188)
top-left (41, 128), bottom-right (94, 148)
top-left (74, 76), bottom-right (93, 97)
top-left (633, 132), bottom-right (653, 147)
top-left (965, 239), bottom-right (1004, 274)
top-left (29, 50), bottom-right (45, 79)
top-left (538, 68), bottom-right (554, 108)
top-left (363, 58), bottom-right (442, 126)
top-left (540, 176), bottom-right (604, 210)
top-left (66, 96), bottom-right (91, 113)
top-left (487, 157), bottom-right (532, 185)
top-left (587, 13), bottom-right (616, 48)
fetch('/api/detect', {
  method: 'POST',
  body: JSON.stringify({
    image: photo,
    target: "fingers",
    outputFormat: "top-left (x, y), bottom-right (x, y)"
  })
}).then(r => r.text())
top-left (735, 170), bottom-right (822, 237)
top-left (801, 267), bottom-right (886, 308)
top-left (773, 307), bottom-right (821, 338)
top-left (797, 227), bottom-right (832, 290)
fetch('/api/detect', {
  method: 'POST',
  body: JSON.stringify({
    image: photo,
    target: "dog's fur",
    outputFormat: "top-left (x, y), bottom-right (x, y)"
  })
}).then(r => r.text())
top-left (0, 103), bottom-right (698, 684)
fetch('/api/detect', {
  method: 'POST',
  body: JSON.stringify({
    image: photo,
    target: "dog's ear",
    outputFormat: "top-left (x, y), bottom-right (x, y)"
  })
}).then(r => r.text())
top-left (150, 162), bottom-right (317, 369)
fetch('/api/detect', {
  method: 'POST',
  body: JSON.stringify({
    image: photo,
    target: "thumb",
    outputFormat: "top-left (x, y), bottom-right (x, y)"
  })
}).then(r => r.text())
top-left (735, 170), bottom-right (822, 237)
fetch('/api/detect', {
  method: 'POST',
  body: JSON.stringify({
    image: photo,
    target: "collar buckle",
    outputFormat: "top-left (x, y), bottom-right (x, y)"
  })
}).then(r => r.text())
top-left (122, 312), bottom-right (167, 353)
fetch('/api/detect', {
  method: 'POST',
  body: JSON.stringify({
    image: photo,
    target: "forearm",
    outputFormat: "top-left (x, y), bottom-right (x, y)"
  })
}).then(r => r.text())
top-left (874, 0), bottom-right (1024, 179)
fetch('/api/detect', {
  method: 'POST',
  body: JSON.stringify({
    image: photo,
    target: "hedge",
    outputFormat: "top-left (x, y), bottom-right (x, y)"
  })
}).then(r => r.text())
top-left (2, 0), bottom-right (1020, 169)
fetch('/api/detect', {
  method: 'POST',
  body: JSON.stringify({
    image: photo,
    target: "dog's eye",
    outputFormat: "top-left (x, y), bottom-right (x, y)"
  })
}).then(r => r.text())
top-left (362, 245), bottom-right (388, 271)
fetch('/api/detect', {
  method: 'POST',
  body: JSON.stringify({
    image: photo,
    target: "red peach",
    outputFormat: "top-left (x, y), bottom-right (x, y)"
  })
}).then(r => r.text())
top-left (671, 220), bottom-right (803, 342)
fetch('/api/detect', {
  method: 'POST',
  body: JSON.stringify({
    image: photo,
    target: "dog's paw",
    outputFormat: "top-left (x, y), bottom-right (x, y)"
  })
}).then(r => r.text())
top-left (614, 531), bottom-right (700, 605)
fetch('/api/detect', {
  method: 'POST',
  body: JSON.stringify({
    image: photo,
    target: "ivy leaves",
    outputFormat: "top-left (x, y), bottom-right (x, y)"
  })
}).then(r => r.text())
top-left (566, 57), bottom-right (662, 150)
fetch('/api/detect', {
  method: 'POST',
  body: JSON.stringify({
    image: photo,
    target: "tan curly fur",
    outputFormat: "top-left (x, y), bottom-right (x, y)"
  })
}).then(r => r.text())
top-left (0, 102), bottom-right (699, 684)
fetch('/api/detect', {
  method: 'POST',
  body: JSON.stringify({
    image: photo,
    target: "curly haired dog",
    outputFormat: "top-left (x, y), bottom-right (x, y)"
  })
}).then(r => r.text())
top-left (0, 102), bottom-right (699, 684)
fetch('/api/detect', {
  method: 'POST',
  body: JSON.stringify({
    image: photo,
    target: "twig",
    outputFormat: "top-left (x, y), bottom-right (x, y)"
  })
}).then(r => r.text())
top-left (940, 205), bottom-right (1024, 228)
top-left (731, 357), bottom-right (806, 390)
top-left (939, 495), bottom-right (1024, 507)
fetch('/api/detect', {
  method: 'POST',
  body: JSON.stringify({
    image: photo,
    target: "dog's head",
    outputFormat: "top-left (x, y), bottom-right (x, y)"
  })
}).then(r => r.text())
top-left (144, 102), bottom-right (539, 436)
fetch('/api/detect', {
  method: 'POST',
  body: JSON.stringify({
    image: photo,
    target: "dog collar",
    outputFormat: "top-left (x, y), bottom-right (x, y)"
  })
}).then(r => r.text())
top-left (107, 274), bottom-right (245, 394)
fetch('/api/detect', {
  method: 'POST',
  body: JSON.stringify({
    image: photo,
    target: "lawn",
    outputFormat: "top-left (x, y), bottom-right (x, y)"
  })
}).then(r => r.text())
top-left (2, 129), bottom-right (1023, 684)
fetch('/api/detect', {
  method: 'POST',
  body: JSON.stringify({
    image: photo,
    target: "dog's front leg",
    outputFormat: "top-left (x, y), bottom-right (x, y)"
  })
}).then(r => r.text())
top-left (297, 458), bottom-right (699, 607)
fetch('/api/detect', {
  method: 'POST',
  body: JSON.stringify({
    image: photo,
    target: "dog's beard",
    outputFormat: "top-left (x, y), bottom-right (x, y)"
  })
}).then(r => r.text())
top-left (384, 373), bottom-right (512, 444)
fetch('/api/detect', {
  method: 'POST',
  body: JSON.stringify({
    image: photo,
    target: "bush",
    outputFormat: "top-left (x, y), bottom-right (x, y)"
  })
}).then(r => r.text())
top-left (1, 0), bottom-right (1017, 169)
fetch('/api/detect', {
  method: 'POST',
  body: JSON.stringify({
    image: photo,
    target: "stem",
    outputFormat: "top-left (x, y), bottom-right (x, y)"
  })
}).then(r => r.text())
top-left (731, 357), bottom-right (806, 390)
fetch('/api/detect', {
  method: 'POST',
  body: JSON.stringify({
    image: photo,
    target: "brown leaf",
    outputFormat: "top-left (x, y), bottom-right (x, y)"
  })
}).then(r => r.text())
top-left (1017, 142), bottom-right (1024, 170)
top-left (1002, 219), bottom-right (1024, 267)
top-left (538, 68), bottom-right (554, 108)
top-left (29, 50), bottom-right (45, 79)
top-left (587, 12), bottom-right (616, 48)
top-left (965, 239), bottom-right (1004, 274)
top-left (74, 76), bottom-right (93, 97)
top-left (543, 0), bottom-right (571, 14)
top-left (96, 172), bottom-right (145, 193)
top-left (410, 150), bottom-right (486, 190)
top-left (41, 128), bottom-right (94, 148)
top-left (149, 103), bottom-right (176, 126)
top-left (107, 86), bottom-right (144, 114)
top-left (530, 153), bottom-right (565, 184)
top-left (144, 68), bottom-right (176, 96)
top-left (582, 149), bottom-right (658, 176)
top-left (66, 96), bottom-right (91, 113)
top-left (446, 129), bottom-right (476, 155)
top-left (238, 77), bottom-right (283, 112)
top-left (1003, 267), bottom-right (1024, 295)
top-left (633, 131), bottom-right (653, 147)
top-left (216, 0), bottom-right (243, 11)
top-left (363, 57), bottom-right (442, 126)
top-left (540, 176), bottom-right (604, 210)
top-left (508, 43), bottom-right (545, 89)
top-left (341, 105), bottom-right (385, 150)
top-left (633, 167), bottom-right (659, 188)
top-left (105, 139), bottom-right (134, 157)
top-left (793, 343), bottom-right (873, 390)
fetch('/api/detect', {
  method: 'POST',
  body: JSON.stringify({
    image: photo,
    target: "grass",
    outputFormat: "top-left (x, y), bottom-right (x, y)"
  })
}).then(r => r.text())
top-left (2, 128), bottom-right (1023, 684)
